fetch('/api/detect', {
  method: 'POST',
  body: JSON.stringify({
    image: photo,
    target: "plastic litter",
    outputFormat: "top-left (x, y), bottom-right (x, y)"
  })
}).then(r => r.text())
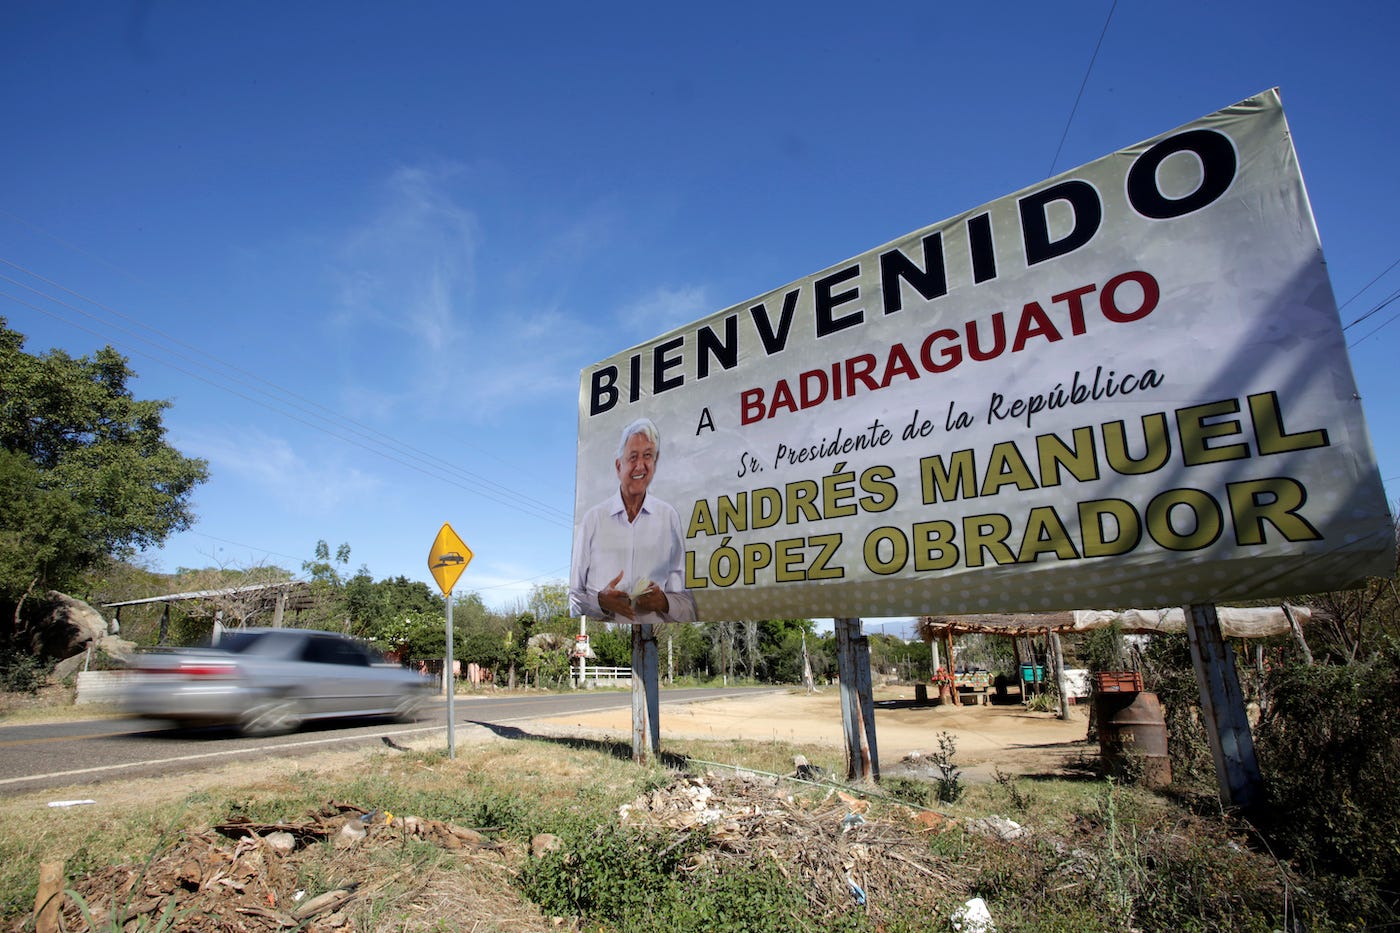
top-left (951, 896), bottom-right (995, 932)
top-left (46, 799), bottom-right (96, 808)
top-left (846, 876), bottom-right (866, 906)
top-left (841, 812), bottom-right (866, 833)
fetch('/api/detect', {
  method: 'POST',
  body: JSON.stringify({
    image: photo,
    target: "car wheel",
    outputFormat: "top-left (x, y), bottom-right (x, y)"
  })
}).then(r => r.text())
top-left (393, 693), bottom-right (428, 723)
top-left (239, 697), bottom-right (305, 737)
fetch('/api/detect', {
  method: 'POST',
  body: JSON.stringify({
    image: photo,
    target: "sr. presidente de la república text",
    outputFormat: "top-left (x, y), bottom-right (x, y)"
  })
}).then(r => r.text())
top-left (682, 390), bottom-right (1330, 589)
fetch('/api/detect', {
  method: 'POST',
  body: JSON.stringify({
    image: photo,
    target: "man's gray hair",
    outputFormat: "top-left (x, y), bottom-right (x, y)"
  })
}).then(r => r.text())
top-left (616, 418), bottom-right (661, 462)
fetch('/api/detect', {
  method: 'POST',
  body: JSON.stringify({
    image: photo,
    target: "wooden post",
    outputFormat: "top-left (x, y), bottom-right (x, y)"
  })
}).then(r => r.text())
top-left (1185, 604), bottom-right (1263, 812)
top-left (1049, 630), bottom-right (1070, 719)
top-left (1281, 602), bottom-right (1313, 665)
top-left (835, 618), bottom-right (875, 780)
top-left (631, 623), bottom-right (660, 763)
top-left (853, 624), bottom-right (880, 782)
top-left (34, 860), bottom-right (63, 933)
top-left (944, 629), bottom-right (960, 705)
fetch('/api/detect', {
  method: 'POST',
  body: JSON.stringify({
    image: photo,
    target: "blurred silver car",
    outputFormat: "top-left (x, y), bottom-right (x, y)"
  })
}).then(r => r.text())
top-left (119, 628), bottom-right (435, 736)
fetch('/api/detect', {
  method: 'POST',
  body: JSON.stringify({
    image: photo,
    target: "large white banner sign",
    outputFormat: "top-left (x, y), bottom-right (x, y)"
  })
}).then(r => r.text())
top-left (569, 90), bottom-right (1395, 623)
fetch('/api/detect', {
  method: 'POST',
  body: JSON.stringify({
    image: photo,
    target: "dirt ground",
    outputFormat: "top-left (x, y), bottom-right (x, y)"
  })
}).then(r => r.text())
top-left (533, 685), bottom-right (1095, 781)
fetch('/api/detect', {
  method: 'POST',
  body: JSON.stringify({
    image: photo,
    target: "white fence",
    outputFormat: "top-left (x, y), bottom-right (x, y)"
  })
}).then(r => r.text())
top-left (577, 666), bottom-right (631, 686)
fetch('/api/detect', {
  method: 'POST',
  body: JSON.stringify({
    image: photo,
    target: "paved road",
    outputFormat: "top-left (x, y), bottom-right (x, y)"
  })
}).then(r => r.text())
top-left (0, 687), bottom-right (777, 795)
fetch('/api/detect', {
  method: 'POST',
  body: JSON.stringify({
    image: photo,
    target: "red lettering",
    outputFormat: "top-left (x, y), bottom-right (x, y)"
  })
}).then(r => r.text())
top-left (1011, 301), bottom-right (1062, 352)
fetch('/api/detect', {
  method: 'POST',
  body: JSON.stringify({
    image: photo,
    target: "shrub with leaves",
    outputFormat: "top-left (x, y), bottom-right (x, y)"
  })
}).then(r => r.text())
top-left (1254, 639), bottom-right (1400, 914)
top-left (0, 647), bottom-right (46, 694)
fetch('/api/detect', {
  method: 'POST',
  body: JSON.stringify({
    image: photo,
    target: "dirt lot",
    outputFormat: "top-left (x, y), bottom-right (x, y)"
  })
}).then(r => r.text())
top-left (534, 685), bottom-right (1094, 781)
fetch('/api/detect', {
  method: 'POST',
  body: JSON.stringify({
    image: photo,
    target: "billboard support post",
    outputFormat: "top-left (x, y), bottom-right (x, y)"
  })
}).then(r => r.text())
top-left (1185, 603), bottom-right (1263, 812)
top-left (835, 618), bottom-right (877, 781)
top-left (631, 623), bottom-right (660, 763)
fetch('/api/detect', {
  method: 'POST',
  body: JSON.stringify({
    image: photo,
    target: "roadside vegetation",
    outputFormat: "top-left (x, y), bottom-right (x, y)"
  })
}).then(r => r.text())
top-left (3, 693), bottom-right (1395, 933)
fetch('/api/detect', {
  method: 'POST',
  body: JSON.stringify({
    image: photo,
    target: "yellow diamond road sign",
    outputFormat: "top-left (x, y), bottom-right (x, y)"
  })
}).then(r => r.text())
top-left (429, 523), bottom-right (472, 595)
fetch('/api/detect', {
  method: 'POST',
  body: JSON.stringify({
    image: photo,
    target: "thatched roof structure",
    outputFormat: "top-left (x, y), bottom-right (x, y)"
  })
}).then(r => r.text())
top-left (916, 606), bottom-right (1311, 642)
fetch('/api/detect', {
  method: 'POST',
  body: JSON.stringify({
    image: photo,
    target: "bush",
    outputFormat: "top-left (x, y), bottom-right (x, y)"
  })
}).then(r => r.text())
top-left (1139, 634), bottom-right (1215, 786)
top-left (0, 647), bottom-right (46, 694)
top-left (518, 820), bottom-right (814, 932)
top-left (1254, 639), bottom-right (1400, 916)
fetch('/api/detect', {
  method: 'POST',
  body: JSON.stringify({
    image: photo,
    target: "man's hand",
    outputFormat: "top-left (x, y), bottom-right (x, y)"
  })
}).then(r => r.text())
top-left (599, 571), bottom-right (635, 620)
top-left (632, 582), bottom-right (669, 616)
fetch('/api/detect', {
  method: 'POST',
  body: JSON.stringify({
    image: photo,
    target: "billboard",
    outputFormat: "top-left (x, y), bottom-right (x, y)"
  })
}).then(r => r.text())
top-left (569, 89), bottom-right (1395, 624)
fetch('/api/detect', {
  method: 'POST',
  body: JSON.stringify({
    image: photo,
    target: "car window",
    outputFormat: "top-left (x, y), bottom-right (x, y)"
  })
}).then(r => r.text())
top-left (303, 636), bottom-right (370, 667)
top-left (220, 632), bottom-right (283, 656)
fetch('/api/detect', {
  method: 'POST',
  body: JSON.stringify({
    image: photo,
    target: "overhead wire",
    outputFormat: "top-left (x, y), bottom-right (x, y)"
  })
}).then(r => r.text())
top-left (1047, 0), bottom-right (1118, 178)
top-left (1337, 254), bottom-right (1400, 312)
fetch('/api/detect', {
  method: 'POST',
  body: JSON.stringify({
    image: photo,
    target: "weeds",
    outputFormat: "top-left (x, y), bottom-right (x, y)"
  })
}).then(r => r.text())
top-left (1, 723), bottom-right (1385, 931)
top-left (992, 767), bottom-right (1035, 811)
top-left (931, 731), bottom-right (964, 803)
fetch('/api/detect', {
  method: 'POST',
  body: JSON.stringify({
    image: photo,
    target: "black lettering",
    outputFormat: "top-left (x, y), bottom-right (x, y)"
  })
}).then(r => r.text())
top-left (815, 264), bottom-right (863, 338)
top-left (1127, 129), bottom-right (1237, 219)
top-left (1020, 180), bottom-right (1103, 266)
top-left (879, 233), bottom-right (948, 314)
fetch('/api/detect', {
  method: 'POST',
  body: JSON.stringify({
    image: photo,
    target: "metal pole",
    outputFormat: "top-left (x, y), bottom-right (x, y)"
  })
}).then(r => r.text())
top-left (445, 594), bottom-right (455, 759)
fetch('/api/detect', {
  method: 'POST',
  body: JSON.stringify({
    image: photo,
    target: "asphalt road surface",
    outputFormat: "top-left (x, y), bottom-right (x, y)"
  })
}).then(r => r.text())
top-left (0, 687), bottom-right (777, 795)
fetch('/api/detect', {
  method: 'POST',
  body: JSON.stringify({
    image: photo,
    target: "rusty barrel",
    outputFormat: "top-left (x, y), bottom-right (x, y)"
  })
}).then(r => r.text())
top-left (1095, 690), bottom-right (1171, 788)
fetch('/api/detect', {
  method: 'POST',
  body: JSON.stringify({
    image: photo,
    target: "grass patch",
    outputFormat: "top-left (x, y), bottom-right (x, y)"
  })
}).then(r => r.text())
top-left (0, 731), bottom-right (1380, 931)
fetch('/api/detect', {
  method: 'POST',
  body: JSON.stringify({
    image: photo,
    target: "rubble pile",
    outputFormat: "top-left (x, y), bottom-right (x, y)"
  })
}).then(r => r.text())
top-left (26, 801), bottom-right (526, 933)
top-left (618, 771), bottom-right (969, 924)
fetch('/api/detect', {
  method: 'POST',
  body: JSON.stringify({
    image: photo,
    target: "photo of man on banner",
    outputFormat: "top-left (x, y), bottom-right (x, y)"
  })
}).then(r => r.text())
top-left (569, 417), bottom-right (696, 625)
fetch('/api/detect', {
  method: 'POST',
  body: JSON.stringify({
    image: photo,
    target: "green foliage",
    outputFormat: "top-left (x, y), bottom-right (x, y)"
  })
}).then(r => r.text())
top-left (992, 768), bottom-right (1036, 812)
top-left (1139, 634), bottom-right (1216, 786)
top-left (589, 625), bottom-right (632, 667)
top-left (1255, 640), bottom-right (1400, 904)
top-left (0, 646), bottom-right (47, 693)
top-left (931, 731), bottom-right (964, 803)
top-left (0, 319), bottom-right (208, 604)
top-left (378, 609), bottom-right (449, 662)
top-left (1081, 621), bottom-right (1128, 672)
top-left (518, 820), bottom-right (814, 932)
top-left (882, 776), bottom-right (933, 808)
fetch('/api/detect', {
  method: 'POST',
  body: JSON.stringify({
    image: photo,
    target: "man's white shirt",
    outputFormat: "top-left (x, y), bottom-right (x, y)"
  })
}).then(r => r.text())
top-left (569, 490), bottom-right (697, 623)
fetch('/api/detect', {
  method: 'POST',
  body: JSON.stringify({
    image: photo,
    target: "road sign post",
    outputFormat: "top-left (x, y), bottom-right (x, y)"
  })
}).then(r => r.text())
top-left (429, 523), bottom-right (473, 760)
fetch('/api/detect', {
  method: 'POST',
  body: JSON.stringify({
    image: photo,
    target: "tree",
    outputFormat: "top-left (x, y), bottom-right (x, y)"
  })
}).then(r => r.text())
top-left (0, 319), bottom-right (208, 625)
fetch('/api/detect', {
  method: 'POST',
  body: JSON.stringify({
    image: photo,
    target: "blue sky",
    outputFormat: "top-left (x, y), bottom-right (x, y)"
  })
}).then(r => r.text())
top-left (2, 1), bottom-right (1396, 632)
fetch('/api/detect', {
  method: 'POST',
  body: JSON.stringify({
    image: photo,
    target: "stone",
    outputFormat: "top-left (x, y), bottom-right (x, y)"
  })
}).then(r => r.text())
top-left (531, 833), bottom-right (562, 859)
top-left (32, 592), bottom-right (109, 660)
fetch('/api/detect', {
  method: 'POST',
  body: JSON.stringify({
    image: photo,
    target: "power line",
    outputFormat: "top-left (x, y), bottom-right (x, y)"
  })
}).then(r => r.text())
top-left (1338, 254), bottom-right (1400, 312)
top-left (1048, 0), bottom-right (1118, 178)
top-left (1342, 284), bottom-right (1400, 334)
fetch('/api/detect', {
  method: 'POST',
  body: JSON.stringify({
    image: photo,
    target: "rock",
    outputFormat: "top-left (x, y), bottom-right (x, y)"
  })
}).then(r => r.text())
top-left (967, 815), bottom-right (1028, 841)
top-left (264, 832), bottom-right (297, 855)
top-left (32, 592), bottom-right (109, 660)
top-left (335, 821), bottom-right (367, 847)
top-left (531, 833), bottom-right (562, 859)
